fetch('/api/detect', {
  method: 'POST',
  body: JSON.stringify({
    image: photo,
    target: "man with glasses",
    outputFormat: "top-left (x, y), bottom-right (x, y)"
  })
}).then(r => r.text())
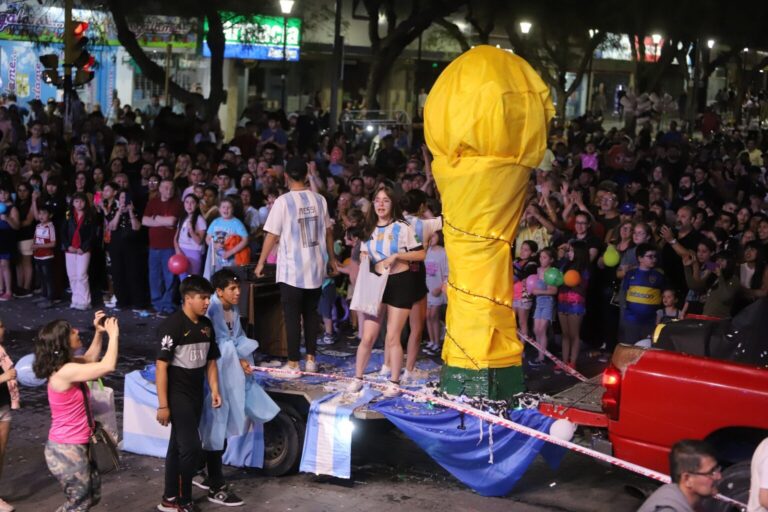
top-left (620, 243), bottom-right (665, 344)
top-left (638, 440), bottom-right (722, 512)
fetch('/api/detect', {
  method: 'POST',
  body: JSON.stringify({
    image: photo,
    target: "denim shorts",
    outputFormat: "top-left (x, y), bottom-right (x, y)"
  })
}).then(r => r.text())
top-left (558, 302), bottom-right (586, 316)
top-left (533, 296), bottom-right (555, 320)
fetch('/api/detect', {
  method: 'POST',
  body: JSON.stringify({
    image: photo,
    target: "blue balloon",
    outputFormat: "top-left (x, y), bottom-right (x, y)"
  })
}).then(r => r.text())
top-left (0, 203), bottom-right (7, 215)
top-left (15, 353), bottom-right (46, 387)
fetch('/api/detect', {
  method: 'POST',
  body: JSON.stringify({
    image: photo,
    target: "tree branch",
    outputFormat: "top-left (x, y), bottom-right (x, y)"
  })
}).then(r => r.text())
top-left (435, 18), bottom-right (470, 52)
top-left (107, 0), bottom-right (202, 107)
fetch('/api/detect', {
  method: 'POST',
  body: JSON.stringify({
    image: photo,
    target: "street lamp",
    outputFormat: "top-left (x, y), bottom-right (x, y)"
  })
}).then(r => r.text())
top-left (651, 33), bottom-right (662, 62)
top-left (707, 39), bottom-right (715, 50)
top-left (519, 21), bottom-right (532, 35)
top-left (279, 0), bottom-right (295, 112)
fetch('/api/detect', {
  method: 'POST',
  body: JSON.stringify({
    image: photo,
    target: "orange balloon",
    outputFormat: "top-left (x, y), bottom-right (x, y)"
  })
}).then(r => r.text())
top-left (563, 269), bottom-right (581, 287)
top-left (342, 257), bottom-right (351, 267)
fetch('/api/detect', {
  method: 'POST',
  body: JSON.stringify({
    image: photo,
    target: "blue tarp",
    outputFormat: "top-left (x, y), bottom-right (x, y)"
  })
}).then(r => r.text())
top-left (371, 399), bottom-right (566, 497)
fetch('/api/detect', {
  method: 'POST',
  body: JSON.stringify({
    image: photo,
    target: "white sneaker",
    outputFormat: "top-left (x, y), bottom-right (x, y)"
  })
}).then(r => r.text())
top-left (382, 381), bottom-right (401, 398)
top-left (346, 378), bottom-right (363, 393)
top-left (378, 364), bottom-right (391, 377)
top-left (0, 497), bottom-right (14, 512)
top-left (275, 364), bottom-right (301, 379)
top-left (402, 368), bottom-right (428, 384)
top-left (305, 359), bottom-right (318, 372)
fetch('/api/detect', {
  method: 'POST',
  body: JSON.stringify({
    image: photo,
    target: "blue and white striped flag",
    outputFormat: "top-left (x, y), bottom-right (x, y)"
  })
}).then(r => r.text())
top-left (300, 388), bottom-right (379, 478)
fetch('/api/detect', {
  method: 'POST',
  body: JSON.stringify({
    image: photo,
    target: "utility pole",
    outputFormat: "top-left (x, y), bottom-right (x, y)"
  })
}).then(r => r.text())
top-left (329, 0), bottom-right (343, 133)
top-left (63, 0), bottom-right (73, 137)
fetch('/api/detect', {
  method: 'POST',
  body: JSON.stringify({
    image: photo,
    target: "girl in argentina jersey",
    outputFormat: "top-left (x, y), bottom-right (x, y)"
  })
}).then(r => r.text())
top-left (348, 185), bottom-right (425, 397)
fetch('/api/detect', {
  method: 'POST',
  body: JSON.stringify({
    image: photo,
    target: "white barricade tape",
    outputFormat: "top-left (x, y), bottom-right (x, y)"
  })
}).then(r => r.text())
top-left (253, 365), bottom-right (746, 509)
top-left (517, 330), bottom-right (588, 382)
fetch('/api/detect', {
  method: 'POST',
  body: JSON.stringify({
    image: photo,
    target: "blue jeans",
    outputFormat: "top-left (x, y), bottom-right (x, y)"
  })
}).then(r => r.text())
top-left (149, 248), bottom-right (176, 312)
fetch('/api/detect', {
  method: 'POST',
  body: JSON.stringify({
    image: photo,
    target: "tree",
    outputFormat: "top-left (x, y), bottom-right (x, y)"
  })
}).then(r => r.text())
top-left (107, 0), bottom-right (226, 121)
top-left (361, 0), bottom-right (465, 110)
top-left (506, 22), bottom-right (606, 121)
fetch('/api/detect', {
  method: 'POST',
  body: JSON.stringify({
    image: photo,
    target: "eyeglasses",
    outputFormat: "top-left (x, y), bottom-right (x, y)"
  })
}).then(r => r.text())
top-left (688, 465), bottom-right (722, 478)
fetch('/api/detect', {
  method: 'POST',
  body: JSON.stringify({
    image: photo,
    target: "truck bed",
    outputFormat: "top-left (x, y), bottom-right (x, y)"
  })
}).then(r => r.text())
top-left (538, 374), bottom-right (608, 427)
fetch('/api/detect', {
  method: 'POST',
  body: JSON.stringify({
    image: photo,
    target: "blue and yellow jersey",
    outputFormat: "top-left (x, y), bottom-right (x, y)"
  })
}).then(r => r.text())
top-left (622, 268), bottom-right (666, 324)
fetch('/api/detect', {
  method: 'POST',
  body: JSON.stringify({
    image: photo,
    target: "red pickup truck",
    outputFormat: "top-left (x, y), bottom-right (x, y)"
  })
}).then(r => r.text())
top-left (539, 306), bottom-right (768, 509)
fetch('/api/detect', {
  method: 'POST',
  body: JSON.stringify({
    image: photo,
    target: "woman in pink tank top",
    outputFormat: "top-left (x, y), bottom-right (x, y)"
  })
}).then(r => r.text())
top-left (33, 311), bottom-right (120, 512)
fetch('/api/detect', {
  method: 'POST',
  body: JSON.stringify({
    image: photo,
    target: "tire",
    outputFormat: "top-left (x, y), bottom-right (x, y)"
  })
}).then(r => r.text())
top-left (702, 461), bottom-right (751, 512)
top-left (262, 403), bottom-right (305, 476)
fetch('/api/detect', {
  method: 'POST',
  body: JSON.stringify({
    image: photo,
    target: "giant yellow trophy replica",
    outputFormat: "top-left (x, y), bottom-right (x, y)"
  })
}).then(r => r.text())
top-left (425, 46), bottom-right (554, 399)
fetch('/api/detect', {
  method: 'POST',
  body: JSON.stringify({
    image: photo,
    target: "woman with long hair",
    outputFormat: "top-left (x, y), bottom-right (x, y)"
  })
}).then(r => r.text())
top-left (347, 184), bottom-right (426, 397)
top-left (557, 240), bottom-right (590, 370)
top-left (62, 192), bottom-right (96, 310)
top-left (14, 181), bottom-right (36, 297)
top-left (34, 312), bottom-right (119, 512)
top-left (175, 194), bottom-right (207, 277)
top-left (106, 189), bottom-right (145, 311)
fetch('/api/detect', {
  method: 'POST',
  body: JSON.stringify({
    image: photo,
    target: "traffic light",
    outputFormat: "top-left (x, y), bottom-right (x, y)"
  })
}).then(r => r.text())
top-left (66, 20), bottom-right (95, 86)
top-left (39, 54), bottom-right (62, 87)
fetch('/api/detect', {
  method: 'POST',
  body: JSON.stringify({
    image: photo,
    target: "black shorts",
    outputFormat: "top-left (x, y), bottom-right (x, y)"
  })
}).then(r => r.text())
top-left (382, 271), bottom-right (417, 309)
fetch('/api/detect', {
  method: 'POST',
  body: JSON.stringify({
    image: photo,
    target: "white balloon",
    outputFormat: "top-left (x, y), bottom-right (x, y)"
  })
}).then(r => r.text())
top-left (15, 353), bottom-right (46, 387)
top-left (549, 419), bottom-right (577, 441)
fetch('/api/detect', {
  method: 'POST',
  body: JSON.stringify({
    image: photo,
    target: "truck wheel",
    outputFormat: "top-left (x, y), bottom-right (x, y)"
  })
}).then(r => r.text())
top-left (263, 403), bottom-right (305, 476)
top-left (704, 461), bottom-right (750, 512)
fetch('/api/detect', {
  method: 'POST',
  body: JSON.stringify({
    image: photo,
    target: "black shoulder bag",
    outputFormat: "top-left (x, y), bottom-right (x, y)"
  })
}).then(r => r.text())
top-left (79, 383), bottom-right (120, 473)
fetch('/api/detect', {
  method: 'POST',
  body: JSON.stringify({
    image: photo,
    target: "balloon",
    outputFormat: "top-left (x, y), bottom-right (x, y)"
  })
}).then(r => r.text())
top-left (549, 419), bottom-right (576, 441)
top-left (333, 240), bottom-right (343, 256)
top-left (525, 274), bottom-right (539, 291)
top-left (603, 245), bottom-right (620, 267)
top-left (563, 269), bottom-right (581, 287)
top-left (0, 203), bottom-right (6, 215)
top-left (342, 257), bottom-right (351, 267)
top-left (168, 254), bottom-right (189, 275)
top-left (15, 353), bottom-right (46, 387)
top-left (544, 268), bottom-right (563, 286)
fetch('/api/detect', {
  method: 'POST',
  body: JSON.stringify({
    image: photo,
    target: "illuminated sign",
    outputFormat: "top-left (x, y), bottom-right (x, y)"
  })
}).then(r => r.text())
top-left (202, 13), bottom-right (301, 61)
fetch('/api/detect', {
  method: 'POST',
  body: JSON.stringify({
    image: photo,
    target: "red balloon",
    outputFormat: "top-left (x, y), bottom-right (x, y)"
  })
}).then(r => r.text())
top-left (563, 269), bottom-right (581, 287)
top-left (168, 254), bottom-right (189, 275)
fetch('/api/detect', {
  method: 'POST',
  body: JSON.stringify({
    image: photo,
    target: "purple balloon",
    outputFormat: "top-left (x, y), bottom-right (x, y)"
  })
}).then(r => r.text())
top-left (525, 274), bottom-right (539, 291)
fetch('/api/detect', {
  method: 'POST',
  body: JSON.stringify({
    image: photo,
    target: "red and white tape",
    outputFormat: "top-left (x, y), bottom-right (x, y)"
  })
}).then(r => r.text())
top-left (252, 365), bottom-right (746, 509)
top-left (517, 330), bottom-right (588, 382)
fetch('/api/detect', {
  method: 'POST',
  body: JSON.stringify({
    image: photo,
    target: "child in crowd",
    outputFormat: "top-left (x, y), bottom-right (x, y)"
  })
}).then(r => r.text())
top-left (175, 194), bottom-right (207, 277)
top-left (317, 275), bottom-right (338, 346)
top-left (205, 197), bottom-right (249, 275)
top-left (657, 288), bottom-right (683, 325)
top-left (424, 230), bottom-right (448, 356)
top-left (557, 241), bottom-right (590, 370)
top-left (33, 205), bottom-right (57, 308)
top-left (0, 317), bottom-right (19, 512)
top-left (621, 243), bottom-right (666, 344)
top-left (196, 269), bottom-right (279, 507)
top-left (156, 276), bottom-right (221, 512)
top-left (337, 226), bottom-right (363, 343)
top-left (514, 240), bottom-right (539, 339)
top-left (530, 247), bottom-right (559, 367)
top-left (61, 192), bottom-right (96, 310)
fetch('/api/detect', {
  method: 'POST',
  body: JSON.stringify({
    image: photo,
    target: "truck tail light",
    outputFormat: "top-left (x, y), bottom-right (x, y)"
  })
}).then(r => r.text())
top-left (601, 365), bottom-right (622, 421)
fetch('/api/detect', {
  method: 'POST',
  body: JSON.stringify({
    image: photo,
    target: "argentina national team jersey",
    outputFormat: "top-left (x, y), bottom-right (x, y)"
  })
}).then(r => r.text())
top-left (264, 190), bottom-right (331, 289)
top-left (363, 220), bottom-right (421, 263)
top-left (404, 214), bottom-right (443, 246)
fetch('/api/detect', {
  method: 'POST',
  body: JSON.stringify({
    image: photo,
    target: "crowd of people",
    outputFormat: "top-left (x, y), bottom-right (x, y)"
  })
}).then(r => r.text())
top-left (0, 83), bottom-right (768, 510)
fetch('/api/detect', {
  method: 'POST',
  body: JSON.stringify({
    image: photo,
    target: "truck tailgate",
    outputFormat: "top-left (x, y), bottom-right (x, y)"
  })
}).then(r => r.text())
top-left (538, 374), bottom-right (609, 427)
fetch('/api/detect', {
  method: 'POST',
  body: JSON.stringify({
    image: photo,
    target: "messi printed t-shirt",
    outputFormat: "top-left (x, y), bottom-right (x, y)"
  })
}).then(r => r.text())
top-left (156, 310), bottom-right (220, 401)
top-left (263, 190), bottom-right (331, 289)
top-left (622, 268), bottom-right (666, 324)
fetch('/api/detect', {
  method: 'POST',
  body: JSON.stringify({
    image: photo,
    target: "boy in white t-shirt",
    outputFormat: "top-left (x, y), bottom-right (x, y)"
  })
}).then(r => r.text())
top-left (255, 158), bottom-right (337, 376)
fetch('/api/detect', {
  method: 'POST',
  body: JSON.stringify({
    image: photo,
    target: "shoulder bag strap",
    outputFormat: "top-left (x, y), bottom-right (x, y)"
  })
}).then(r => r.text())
top-left (79, 382), bottom-right (95, 433)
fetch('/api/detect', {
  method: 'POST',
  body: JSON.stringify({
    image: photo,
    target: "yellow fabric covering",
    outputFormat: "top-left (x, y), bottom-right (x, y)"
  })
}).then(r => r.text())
top-left (424, 46), bottom-right (554, 369)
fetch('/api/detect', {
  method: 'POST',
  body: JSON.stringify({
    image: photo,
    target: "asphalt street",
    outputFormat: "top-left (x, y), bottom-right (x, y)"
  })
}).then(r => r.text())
top-left (0, 298), bottom-right (649, 511)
